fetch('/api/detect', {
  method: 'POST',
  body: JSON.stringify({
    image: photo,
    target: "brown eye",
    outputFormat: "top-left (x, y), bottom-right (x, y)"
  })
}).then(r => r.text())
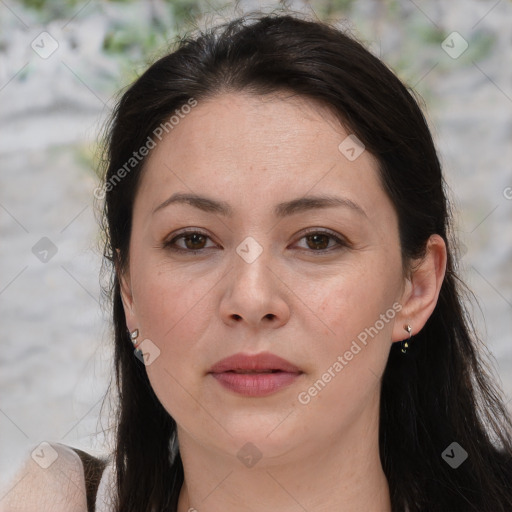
top-left (304, 233), bottom-right (331, 250)
top-left (295, 230), bottom-right (348, 254)
top-left (164, 230), bottom-right (216, 253)
top-left (182, 233), bottom-right (208, 250)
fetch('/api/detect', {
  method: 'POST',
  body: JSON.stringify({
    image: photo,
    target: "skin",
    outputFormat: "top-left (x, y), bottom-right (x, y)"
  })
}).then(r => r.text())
top-left (120, 91), bottom-right (447, 512)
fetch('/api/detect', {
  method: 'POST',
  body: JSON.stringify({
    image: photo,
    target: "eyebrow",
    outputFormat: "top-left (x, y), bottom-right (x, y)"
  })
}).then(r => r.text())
top-left (152, 192), bottom-right (368, 218)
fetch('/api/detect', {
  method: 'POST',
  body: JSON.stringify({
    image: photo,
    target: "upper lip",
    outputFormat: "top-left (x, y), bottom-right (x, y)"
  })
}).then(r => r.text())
top-left (209, 352), bottom-right (302, 374)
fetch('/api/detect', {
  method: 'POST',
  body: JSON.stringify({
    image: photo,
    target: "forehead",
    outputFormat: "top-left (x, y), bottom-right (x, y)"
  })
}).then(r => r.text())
top-left (135, 91), bottom-right (388, 219)
top-left (158, 92), bottom-right (347, 168)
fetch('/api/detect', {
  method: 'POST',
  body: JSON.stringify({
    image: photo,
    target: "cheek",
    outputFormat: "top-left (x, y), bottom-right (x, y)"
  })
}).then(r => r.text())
top-left (310, 258), bottom-right (401, 384)
top-left (131, 265), bottom-right (218, 420)
top-left (296, 276), bottom-right (398, 428)
top-left (129, 257), bottom-right (220, 388)
top-left (318, 262), bottom-right (399, 337)
top-left (132, 255), bottom-right (221, 344)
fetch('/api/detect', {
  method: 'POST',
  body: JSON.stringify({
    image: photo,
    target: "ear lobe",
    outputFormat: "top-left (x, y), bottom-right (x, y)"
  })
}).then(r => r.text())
top-left (392, 234), bottom-right (447, 342)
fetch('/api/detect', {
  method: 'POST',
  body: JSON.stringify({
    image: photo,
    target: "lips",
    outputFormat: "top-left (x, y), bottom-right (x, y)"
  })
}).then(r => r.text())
top-left (209, 352), bottom-right (302, 374)
top-left (208, 352), bottom-right (303, 397)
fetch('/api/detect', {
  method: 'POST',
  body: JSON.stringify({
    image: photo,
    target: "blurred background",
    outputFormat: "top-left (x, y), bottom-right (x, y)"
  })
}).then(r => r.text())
top-left (1, 0), bottom-right (511, 490)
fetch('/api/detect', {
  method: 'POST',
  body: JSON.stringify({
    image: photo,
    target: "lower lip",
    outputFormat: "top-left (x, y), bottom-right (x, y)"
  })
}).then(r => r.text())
top-left (210, 371), bottom-right (301, 397)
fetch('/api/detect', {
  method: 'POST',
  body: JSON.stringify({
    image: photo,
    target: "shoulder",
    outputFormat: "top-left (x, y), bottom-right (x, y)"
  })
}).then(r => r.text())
top-left (0, 442), bottom-right (96, 512)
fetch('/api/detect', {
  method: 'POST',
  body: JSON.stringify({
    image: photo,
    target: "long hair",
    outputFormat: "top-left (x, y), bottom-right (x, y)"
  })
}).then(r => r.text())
top-left (98, 12), bottom-right (512, 512)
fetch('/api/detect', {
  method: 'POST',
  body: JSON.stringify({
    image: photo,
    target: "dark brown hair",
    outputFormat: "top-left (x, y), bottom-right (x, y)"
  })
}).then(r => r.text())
top-left (99, 11), bottom-right (512, 512)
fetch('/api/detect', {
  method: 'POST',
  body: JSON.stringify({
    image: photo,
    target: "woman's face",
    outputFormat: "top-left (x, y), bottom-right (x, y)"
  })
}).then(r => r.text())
top-left (121, 92), bottom-right (411, 464)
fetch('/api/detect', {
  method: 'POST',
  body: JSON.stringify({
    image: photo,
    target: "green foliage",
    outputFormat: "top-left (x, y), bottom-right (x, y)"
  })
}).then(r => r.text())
top-left (466, 31), bottom-right (495, 63)
top-left (313, 0), bottom-right (356, 18)
top-left (418, 24), bottom-right (446, 45)
top-left (169, 0), bottom-right (203, 28)
top-left (17, 0), bottom-right (81, 20)
top-left (102, 27), bottom-right (165, 56)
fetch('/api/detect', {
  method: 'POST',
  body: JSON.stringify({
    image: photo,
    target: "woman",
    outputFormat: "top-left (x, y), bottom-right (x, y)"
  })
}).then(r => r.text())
top-left (3, 11), bottom-right (512, 512)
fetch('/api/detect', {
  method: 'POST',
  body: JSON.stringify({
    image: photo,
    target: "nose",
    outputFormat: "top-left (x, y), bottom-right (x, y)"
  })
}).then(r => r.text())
top-left (219, 244), bottom-right (291, 330)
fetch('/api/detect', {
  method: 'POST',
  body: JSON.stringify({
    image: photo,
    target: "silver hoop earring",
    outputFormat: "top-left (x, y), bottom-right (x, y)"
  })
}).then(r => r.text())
top-left (401, 324), bottom-right (412, 354)
top-left (130, 328), bottom-right (142, 356)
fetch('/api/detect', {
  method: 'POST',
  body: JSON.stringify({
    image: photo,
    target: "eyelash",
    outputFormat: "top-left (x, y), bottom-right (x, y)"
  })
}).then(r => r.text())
top-left (163, 228), bottom-right (349, 256)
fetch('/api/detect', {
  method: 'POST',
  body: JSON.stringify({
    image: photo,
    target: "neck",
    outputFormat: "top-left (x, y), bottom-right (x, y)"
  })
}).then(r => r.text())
top-left (176, 394), bottom-right (391, 512)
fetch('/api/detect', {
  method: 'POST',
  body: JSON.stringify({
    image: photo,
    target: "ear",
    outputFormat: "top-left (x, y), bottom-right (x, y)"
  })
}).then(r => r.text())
top-left (117, 252), bottom-right (138, 331)
top-left (392, 234), bottom-right (447, 342)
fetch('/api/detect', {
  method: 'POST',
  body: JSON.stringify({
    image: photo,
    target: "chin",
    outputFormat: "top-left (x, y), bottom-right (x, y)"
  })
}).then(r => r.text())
top-left (202, 419), bottom-right (311, 466)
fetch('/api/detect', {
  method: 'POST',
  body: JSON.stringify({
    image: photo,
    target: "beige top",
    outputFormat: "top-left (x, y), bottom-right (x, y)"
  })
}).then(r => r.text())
top-left (0, 443), bottom-right (114, 512)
